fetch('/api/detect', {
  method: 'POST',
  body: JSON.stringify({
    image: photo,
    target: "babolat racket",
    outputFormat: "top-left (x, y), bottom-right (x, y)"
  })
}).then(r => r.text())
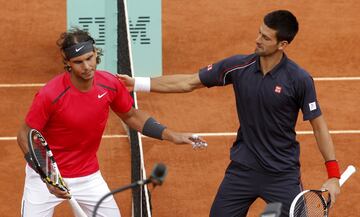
top-left (27, 128), bottom-right (87, 217)
top-left (289, 165), bottom-right (356, 217)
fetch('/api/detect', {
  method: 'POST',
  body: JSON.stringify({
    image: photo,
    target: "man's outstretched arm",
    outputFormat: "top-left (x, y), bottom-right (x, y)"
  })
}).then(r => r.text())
top-left (116, 73), bottom-right (204, 93)
top-left (116, 107), bottom-right (207, 148)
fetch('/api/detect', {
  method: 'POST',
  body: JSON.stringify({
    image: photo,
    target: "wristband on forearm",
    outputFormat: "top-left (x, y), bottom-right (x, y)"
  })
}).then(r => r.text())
top-left (142, 117), bottom-right (166, 140)
top-left (134, 77), bottom-right (151, 92)
top-left (325, 160), bottom-right (340, 179)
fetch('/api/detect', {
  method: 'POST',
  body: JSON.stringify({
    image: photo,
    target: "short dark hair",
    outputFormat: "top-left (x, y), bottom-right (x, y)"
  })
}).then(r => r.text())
top-left (264, 10), bottom-right (299, 44)
top-left (56, 28), bottom-right (103, 71)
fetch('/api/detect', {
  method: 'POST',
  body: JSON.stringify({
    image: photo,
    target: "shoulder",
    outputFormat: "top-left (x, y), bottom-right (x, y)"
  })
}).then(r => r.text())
top-left (38, 72), bottom-right (70, 100)
top-left (95, 70), bottom-right (124, 92)
top-left (283, 58), bottom-right (315, 92)
top-left (221, 53), bottom-right (257, 68)
top-left (284, 58), bottom-right (313, 81)
top-left (95, 70), bottom-right (117, 84)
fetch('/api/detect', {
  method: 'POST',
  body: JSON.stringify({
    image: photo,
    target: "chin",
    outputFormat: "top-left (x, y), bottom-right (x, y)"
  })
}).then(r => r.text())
top-left (86, 74), bottom-right (95, 80)
top-left (255, 50), bottom-right (265, 56)
top-left (82, 72), bottom-right (95, 80)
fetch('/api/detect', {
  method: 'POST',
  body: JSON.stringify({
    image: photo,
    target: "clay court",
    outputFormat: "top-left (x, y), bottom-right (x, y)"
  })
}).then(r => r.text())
top-left (1, 0), bottom-right (359, 216)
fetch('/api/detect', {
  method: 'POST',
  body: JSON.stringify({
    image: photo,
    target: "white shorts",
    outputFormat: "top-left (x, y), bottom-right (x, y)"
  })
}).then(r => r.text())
top-left (21, 164), bottom-right (121, 217)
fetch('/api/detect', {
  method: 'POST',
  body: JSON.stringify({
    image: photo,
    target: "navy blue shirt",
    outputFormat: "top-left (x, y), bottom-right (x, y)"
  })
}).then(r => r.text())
top-left (199, 53), bottom-right (322, 174)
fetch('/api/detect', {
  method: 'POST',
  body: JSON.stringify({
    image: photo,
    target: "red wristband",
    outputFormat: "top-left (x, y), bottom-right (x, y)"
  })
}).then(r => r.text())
top-left (325, 160), bottom-right (340, 179)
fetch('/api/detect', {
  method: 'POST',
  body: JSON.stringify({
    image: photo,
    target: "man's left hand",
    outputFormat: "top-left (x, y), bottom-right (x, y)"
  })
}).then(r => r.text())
top-left (321, 178), bottom-right (340, 207)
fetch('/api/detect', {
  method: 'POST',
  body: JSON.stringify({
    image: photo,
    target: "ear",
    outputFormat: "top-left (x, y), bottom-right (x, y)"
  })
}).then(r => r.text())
top-left (278, 41), bottom-right (289, 51)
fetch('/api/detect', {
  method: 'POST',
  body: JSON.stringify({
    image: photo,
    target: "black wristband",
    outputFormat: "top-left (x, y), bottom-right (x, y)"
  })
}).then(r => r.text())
top-left (142, 117), bottom-right (167, 140)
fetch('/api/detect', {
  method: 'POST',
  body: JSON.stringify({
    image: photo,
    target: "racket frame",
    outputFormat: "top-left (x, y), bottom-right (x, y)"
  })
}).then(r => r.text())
top-left (289, 189), bottom-right (330, 217)
top-left (27, 129), bottom-right (88, 217)
top-left (27, 129), bottom-right (68, 191)
top-left (289, 165), bottom-right (356, 217)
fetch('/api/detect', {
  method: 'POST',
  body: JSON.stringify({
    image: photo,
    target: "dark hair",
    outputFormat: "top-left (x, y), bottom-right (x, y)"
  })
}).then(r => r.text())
top-left (264, 10), bottom-right (299, 44)
top-left (56, 28), bottom-right (103, 71)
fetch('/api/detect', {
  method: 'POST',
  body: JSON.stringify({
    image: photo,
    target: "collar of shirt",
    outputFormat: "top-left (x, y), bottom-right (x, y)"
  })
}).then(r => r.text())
top-left (254, 54), bottom-right (288, 79)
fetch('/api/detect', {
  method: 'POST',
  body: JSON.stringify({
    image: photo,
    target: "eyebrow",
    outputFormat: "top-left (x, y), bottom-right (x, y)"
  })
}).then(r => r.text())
top-left (259, 29), bottom-right (272, 40)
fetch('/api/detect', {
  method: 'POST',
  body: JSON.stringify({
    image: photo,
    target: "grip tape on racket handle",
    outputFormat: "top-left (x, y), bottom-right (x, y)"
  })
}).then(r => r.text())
top-left (68, 197), bottom-right (87, 217)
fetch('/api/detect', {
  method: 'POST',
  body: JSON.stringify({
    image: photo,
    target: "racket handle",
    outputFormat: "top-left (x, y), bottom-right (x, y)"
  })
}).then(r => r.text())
top-left (68, 197), bottom-right (88, 217)
top-left (339, 165), bottom-right (356, 187)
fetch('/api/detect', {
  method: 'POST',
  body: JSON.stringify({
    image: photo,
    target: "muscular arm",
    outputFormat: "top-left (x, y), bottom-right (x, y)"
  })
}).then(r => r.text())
top-left (310, 114), bottom-right (340, 205)
top-left (151, 73), bottom-right (205, 93)
top-left (309, 115), bottom-right (335, 161)
top-left (116, 107), bottom-right (205, 144)
top-left (116, 107), bottom-right (150, 133)
top-left (17, 123), bottom-right (31, 154)
top-left (117, 73), bottom-right (205, 93)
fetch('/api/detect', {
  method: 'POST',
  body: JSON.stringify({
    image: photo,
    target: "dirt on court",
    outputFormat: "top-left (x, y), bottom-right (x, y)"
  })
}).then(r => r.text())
top-left (1, 0), bottom-right (359, 216)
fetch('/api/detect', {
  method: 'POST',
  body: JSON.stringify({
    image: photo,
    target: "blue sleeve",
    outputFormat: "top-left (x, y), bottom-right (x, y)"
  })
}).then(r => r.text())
top-left (297, 75), bottom-right (322, 121)
top-left (198, 58), bottom-right (234, 87)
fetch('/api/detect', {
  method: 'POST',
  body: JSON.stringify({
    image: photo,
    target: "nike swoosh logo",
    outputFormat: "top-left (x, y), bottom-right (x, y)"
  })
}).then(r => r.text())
top-left (98, 92), bottom-right (107, 99)
top-left (75, 45), bottom-right (85, 52)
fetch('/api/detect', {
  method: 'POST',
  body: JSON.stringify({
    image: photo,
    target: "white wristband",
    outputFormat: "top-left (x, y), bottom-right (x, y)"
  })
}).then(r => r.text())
top-left (134, 77), bottom-right (151, 92)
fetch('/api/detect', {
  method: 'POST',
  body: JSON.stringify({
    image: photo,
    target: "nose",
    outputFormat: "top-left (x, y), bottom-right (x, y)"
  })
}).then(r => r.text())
top-left (83, 61), bottom-right (91, 70)
top-left (255, 34), bottom-right (261, 44)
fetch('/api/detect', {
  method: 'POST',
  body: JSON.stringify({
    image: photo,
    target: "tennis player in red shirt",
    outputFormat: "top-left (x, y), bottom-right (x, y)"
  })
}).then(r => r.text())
top-left (17, 28), bottom-right (205, 217)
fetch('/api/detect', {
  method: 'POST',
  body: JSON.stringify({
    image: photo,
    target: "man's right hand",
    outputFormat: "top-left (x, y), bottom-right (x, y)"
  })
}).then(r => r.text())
top-left (116, 74), bottom-right (135, 91)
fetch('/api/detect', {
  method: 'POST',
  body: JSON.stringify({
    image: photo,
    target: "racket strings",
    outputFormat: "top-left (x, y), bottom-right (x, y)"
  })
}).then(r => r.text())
top-left (31, 132), bottom-right (58, 183)
top-left (293, 192), bottom-right (328, 217)
top-left (31, 135), bottom-right (48, 169)
top-left (28, 129), bottom-right (70, 195)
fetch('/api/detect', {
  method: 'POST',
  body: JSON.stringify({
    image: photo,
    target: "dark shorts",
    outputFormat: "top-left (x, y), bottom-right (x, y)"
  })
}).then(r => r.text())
top-left (210, 161), bottom-right (302, 217)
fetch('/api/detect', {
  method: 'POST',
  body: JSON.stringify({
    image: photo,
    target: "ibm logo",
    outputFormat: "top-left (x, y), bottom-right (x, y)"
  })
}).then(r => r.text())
top-left (129, 16), bottom-right (151, 45)
top-left (78, 17), bottom-right (106, 45)
top-left (77, 16), bottom-right (152, 46)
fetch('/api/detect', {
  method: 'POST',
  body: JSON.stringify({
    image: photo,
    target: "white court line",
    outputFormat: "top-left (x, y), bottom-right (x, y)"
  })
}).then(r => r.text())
top-left (1, 130), bottom-right (360, 141)
top-left (1, 76), bottom-right (360, 88)
top-left (0, 134), bottom-right (128, 141)
top-left (314, 77), bottom-right (360, 81)
top-left (193, 130), bottom-right (360, 136)
top-left (0, 83), bottom-right (44, 87)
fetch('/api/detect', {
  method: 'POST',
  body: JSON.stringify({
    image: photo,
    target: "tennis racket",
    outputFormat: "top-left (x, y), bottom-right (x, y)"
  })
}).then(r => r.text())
top-left (27, 128), bottom-right (88, 217)
top-left (289, 165), bottom-right (356, 217)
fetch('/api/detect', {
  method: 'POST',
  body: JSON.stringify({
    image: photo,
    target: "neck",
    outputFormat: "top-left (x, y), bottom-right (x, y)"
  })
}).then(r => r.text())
top-left (70, 74), bottom-right (93, 92)
top-left (260, 51), bottom-right (284, 75)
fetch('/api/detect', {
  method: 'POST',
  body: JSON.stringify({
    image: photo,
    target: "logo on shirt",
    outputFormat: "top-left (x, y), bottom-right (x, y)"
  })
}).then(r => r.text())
top-left (207, 64), bottom-right (213, 71)
top-left (309, 102), bottom-right (317, 111)
top-left (98, 92), bottom-right (107, 99)
top-left (274, 85), bottom-right (282, 94)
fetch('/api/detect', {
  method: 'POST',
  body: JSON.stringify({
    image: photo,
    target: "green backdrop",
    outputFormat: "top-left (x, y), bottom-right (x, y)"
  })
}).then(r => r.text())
top-left (67, 0), bottom-right (162, 76)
